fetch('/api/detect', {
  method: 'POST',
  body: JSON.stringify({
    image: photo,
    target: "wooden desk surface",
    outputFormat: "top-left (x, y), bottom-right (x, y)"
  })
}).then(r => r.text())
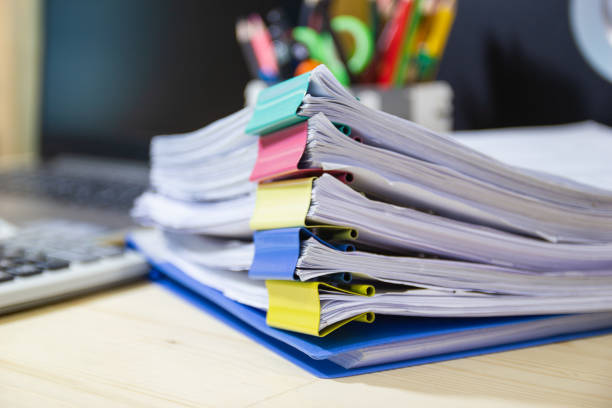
top-left (1, 280), bottom-right (611, 408)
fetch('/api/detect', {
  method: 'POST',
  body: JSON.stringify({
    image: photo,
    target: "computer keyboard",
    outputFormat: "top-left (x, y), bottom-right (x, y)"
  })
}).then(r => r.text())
top-left (0, 220), bottom-right (148, 315)
top-left (0, 155), bottom-right (149, 211)
top-left (0, 170), bottom-right (146, 211)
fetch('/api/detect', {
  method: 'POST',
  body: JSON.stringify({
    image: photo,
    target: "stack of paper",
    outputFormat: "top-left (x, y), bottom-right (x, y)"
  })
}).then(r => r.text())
top-left (130, 65), bottom-right (612, 377)
top-left (148, 106), bottom-right (257, 202)
top-left (132, 106), bottom-right (256, 237)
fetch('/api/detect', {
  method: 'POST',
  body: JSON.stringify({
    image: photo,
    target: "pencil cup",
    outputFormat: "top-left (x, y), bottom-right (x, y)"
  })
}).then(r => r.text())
top-left (350, 82), bottom-right (453, 132)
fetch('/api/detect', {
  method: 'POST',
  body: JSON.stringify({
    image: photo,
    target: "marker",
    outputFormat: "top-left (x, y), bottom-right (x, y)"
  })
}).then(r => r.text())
top-left (248, 14), bottom-right (279, 83)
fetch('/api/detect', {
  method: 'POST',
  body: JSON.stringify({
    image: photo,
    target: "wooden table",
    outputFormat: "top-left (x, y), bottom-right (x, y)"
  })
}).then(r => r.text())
top-left (1, 280), bottom-right (611, 408)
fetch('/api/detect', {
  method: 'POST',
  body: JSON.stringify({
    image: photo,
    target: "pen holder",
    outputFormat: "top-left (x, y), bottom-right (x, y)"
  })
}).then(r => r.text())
top-left (244, 80), bottom-right (453, 132)
top-left (351, 82), bottom-right (453, 132)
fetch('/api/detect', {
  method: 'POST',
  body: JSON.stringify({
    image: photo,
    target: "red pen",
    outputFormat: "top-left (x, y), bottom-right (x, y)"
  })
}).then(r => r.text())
top-left (377, 0), bottom-right (415, 87)
top-left (249, 14), bottom-right (279, 83)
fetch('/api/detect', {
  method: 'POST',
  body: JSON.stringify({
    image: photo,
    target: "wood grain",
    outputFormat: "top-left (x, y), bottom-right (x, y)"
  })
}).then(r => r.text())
top-left (1, 281), bottom-right (610, 408)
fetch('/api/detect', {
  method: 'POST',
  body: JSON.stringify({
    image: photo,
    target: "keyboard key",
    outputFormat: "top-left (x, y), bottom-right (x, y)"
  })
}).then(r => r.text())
top-left (0, 259), bottom-right (15, 270)
top-left (45, 250), bottom-right (81, 262)
top-left (0, 271), bottom-right (14, 283)
top-left (8, 264), bottom-right (43, 277)
top-left (41, 257), bottom-right (70, 271)
top-left (4, 247), bottom-right (25, 259)
top-left (70, 253), bottom-right (100, 263)
top-left (92, 246), bottom-right (124, 257)
top-left (24, 251), bottom-right (47, 263)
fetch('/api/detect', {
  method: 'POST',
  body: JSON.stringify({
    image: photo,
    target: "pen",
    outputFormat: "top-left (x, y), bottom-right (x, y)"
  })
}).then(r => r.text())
top-left (403, 0), bottom-right (438, 83)
top-left (420, 0), bottom-right (456, 80)
top-left (393, 0), bottom-right (423, 86)
top-left (248, 14), bottom-right (280, 83)
top-left (368, 0), bottom-right (379, 44)
top-left (267, 8), bottom-right (295, 79)
top-left (236, 18), bottom-right (260, 80)
top-left (377, 0), bottom-right (415, 87)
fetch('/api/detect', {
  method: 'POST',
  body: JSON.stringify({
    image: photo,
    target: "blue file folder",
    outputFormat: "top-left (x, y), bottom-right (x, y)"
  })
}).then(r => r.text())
top-left (143, 252), bottom-right (612, 378)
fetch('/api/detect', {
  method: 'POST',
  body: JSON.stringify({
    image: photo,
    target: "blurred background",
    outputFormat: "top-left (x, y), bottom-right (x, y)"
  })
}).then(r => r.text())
top-left (1, 0), bottom-right (611, 164)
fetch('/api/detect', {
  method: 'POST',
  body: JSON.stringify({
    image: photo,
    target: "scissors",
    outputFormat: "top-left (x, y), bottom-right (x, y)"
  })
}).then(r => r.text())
top-left (293, 15), bottom-right (374, 85)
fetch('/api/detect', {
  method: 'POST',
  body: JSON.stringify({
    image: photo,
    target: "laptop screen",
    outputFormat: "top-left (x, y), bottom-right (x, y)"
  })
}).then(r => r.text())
top-left (40, 0), bottom-right (286, 161)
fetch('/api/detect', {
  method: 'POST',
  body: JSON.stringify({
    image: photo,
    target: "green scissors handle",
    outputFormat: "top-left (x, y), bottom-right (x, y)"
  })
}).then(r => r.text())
top-left (293, 27), bottom-right (350, 85)
top-left (331, 15), bottom-right (374, 75)
top-left (293, 15), bottom-right (374, 85)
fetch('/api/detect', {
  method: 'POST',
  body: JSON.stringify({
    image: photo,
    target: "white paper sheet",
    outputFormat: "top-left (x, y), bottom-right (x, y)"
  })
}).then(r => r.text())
top-left (452, 121), bottom-right (612, 190)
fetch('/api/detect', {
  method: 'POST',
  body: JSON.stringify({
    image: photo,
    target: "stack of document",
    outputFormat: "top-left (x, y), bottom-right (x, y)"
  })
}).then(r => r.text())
top-left (130, 65), bottom-right (612, 377)
top-left (147, 107), bottom-right (257, 202)
top-left (133, 107), bottom-right (256, 237)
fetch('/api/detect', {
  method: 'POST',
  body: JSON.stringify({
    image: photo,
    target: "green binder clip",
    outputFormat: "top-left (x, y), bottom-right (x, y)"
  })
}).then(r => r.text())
top-left (245, 71), bottom-right (312, 136)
